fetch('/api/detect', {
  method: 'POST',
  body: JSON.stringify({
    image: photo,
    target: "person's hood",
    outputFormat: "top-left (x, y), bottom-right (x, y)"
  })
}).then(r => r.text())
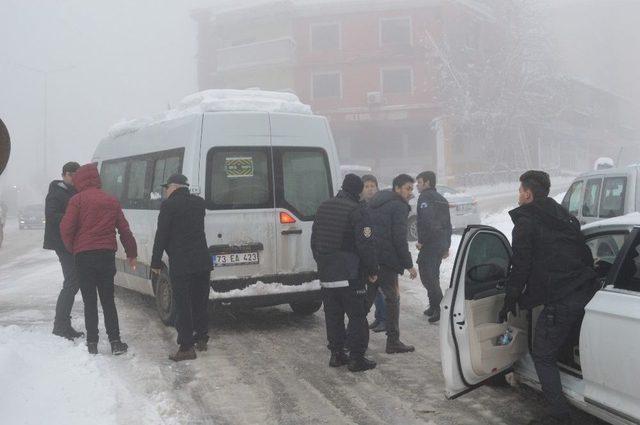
top-left (336, 189), bottom-right (359, 203)
top-left (73, 163), bottom-right (101, 192)
top-left (509, 197), bottom-right (579, 233)
top-left (369, 189), bottom-right (409, 210)
top-left (48, 180), bottom-right (74, 194)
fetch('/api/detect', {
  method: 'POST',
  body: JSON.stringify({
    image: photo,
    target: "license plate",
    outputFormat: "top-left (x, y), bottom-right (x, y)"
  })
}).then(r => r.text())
top-left (213, 252), bottom-right (259, 267)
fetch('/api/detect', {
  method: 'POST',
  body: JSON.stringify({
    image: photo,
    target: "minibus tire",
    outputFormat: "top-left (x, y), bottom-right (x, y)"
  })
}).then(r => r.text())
top-left (289, 300), bottom-right (322, 315)
top-left (155, 270), bottom-right (176, 326)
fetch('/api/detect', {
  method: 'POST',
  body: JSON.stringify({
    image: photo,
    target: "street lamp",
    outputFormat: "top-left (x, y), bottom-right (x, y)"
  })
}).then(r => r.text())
top-left (9, 62), bottom-right (76, 182)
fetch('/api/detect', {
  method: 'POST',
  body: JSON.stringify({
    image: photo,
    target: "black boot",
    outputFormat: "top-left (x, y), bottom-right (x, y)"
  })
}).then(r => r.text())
top-left (428, 311), bottom-right (440, 324)
top-left (67, 325), bottom-right (85, 339)
top-left (423, 306), bottom-right (436, 317)
top-left (386, 339), bottom-right (415, 354)
top-left (87, 342), bottom-right (98, 355)
top-left (110, 340), bottom-right (128, 355)
top-left (329, 350), bottom-right (349, 367)
top-left (195, 335), bottom-right (209, 352)
top-left (169, 346), bottom-right (197, 362)
top-left (348, 355), bottom-right (377, 372)
top-left (368, 320), bottom-right (380, 330)
top-left (371, 321), bottom-right (386, 333)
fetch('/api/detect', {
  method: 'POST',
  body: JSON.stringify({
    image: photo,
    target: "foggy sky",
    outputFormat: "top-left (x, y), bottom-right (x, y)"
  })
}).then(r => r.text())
top-left (1, 0), bottom-right (639, 204)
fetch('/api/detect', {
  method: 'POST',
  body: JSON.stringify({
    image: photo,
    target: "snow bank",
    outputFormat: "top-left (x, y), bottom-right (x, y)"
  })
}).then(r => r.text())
top-left (212, 280), bottom-right (321, 300)
top-left (108, 89), bottom-right (312, 138)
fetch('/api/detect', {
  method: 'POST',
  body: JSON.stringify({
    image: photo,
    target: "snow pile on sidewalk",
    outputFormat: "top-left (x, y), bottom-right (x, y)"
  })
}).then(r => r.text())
top-left (108, 89), bottom-right (312, 138)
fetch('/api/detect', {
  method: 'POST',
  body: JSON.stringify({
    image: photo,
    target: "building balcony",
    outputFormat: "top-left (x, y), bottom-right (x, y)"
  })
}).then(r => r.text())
top-left (217, 37), bottom-right (296, 72)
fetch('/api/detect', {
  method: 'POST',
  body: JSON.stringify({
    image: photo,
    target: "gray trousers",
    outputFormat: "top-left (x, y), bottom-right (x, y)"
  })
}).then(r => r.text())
top-left (417, 251), bottom-right (444, 309)
top-left (54, 249), bottom-right (80, 331)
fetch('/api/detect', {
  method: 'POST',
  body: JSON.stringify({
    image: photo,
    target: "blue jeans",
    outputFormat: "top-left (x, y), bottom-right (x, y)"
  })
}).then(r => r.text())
top-left (374, 289), bottom-right (386, 323)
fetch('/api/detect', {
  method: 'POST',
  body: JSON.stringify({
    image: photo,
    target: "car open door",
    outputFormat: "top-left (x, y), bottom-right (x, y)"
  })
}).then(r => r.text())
top-left (441, 225), bottom-right (529, 399)
top-left (581, 227), bottom-right (640, 423)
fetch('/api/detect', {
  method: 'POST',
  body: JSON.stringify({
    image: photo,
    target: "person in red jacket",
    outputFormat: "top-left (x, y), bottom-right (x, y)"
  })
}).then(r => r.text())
top-left (60, 163), bottom-right (138, 355)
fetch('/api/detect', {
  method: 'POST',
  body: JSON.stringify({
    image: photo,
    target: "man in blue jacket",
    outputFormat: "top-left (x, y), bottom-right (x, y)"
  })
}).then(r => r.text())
top-left (311, 174), bottom-right (379, 372)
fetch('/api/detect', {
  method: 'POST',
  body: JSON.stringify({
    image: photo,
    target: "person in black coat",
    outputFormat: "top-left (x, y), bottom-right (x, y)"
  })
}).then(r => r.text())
top-left (311, 174), bottom-right (379, 372)
top-left (499, 171), bottom-right (597, 425)
top-left (151, 174), bottom-right (213, 362)
top-left (415, 171), bottom-right (452, 324)
top-left (43, 161), bottom-right (83, 339)
top-left (366, 174), bottom-right (418, 354)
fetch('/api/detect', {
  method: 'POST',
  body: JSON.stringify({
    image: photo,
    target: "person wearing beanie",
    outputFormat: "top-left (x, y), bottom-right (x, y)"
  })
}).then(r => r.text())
top-left (311, 174), bottom-right (379, 372)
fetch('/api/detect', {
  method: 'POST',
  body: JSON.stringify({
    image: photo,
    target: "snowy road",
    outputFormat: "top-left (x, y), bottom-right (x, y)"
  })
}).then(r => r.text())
top-left (0, 216), bottom-right (605, 425)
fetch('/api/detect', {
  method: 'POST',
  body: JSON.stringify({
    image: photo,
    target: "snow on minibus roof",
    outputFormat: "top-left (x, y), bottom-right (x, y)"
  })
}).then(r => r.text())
top-left (107, 89), bottom-right (312, 138)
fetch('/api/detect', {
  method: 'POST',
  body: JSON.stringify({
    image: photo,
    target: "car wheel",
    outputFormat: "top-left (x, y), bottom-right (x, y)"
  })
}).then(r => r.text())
top-left (290, 300), bottom-right (322, 315)
top-left (155, 270), bottom-right (176, 326)
top-left (407, 216), bottom-right (418, 242)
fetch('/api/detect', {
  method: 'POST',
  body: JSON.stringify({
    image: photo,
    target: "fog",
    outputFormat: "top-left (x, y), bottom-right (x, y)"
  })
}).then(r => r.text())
top-left (1, 0), bottom-right (640, 209)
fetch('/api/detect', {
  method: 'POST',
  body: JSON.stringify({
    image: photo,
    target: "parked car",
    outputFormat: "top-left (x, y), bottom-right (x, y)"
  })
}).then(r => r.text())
top-left (93, 90), bottom-right (339, 324)
top-left (18, 204), bottom-right (45, 230)
top-left (561, 164), bottom-right (639, 226)
top-left (440, 213), bottom-right (640, 425)
top-left (407, 185), bottom-right (480, 241)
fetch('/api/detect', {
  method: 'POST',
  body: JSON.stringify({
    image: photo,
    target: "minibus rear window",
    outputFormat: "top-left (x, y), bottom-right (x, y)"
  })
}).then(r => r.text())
top-left (206, 147), bottom-right (273, 210)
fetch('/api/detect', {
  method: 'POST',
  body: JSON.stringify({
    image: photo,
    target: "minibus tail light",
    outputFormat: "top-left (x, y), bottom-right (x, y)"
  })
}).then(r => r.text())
top-left (280, 211), bottom-right (296, 224)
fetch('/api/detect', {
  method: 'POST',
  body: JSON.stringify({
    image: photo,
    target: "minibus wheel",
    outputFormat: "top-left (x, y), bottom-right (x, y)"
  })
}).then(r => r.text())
top-left (155, 270), bottom-right (176, 326)
top-left (289, 300), bottom-right (322, 315)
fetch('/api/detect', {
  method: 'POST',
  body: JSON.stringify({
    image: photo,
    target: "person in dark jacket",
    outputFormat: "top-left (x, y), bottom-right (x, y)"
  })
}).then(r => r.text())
top-left (311, 174), bottom-right (379, 372)
top-left (44, 161), bottom-right (83, 339)
top-left (366, 174), bottom-right (418, 354)
top-left (499, 171), bottom-right (597, 425)
top-left (61, 163), bottom-right (138, 355)
top-left (415, 171), bottom-right (452, 324)
top-left (151, 174), bottom-right (213, 362)
top-left (362, 174), bottom-right (387, 333)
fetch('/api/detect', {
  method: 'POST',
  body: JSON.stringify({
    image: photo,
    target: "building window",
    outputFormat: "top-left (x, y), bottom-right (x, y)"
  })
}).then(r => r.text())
top-left (380, 17), bottom-right (412, 46)
top-left (311, 23), bottom-right (341, 51)
top-left (312, 72), bottom-right (342, 99)
top-left (381, 67), bottom-right (413, 94)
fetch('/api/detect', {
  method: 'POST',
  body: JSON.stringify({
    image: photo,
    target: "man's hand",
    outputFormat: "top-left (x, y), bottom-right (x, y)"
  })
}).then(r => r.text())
top-left (442, 249), bottom-right (450, 259)
top-left (127, 257), bottom-right (137, 272)
top-left (498, 296), bottom-right (518, 323)
top-left (408, 267), bottom-right (418, 280)
top-left (151, 267), bottom-right (161, 275)
top-left (368, 275), bottom-right (378, 284)
top-left (416, 242), bottom-right (422, 250)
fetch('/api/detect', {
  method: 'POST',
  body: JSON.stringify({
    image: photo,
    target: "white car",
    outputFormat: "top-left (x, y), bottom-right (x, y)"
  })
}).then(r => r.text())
top-left (407, 185), bottom-right (481, 241)
top-left (440, 213), bottom-right (640, 424)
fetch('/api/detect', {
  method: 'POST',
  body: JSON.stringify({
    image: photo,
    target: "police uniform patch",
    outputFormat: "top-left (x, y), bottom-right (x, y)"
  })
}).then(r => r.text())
top-left (420, 202), bottom-right (428, 209)
top-left (363, 227), bottom-right (372, 238)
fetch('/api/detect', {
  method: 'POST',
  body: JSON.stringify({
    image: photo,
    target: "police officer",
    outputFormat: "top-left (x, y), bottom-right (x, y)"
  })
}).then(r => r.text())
top-left (311, 174), bottom-right (379, 372)
top-left (499, 171), bottom-right (597, 425)
top-left (415, 171), bottom-right (452, 324)
top-left (151, 174), bottom-right (213, 362)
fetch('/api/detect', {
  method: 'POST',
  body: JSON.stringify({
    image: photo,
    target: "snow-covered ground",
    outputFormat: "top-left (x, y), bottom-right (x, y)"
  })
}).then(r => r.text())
top-left (0, 211), bottom-right (602, 425)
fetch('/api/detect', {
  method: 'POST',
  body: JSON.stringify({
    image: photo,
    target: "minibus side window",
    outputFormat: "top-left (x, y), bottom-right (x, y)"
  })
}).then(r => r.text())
top-left (125, 159), bottom-right (151, 209)
top-left (149, 155), bottom-right (182, 209)
top-left (582, 178), bottom-right (602, 218)
top-left (276, 148), bottom-right (332, 221)
top-left (562, 180), bottom-right (584, 216)
top-left (101, 160), bottom-right (127, 201)
top-left (206, 148), bottom-right (273, 210)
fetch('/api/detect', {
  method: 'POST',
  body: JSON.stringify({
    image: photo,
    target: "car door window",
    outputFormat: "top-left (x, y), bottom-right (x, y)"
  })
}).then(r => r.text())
top-left (586, 232), bottom-right (628, 279)
top-left (612, 230), bottom-right (640, 292)
top-left (599, 177), bottom-right (626, 218)
top-left (464, 232), bottom-right (510, 299)
top-left (562, 180), bottom-right (584, 216)
top-left (582, 178), bottom-right (602, 218)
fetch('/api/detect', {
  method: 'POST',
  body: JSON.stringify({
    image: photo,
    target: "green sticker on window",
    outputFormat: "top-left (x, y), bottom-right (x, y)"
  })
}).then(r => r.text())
top-left (225, 157), bottom-right (254, 178)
